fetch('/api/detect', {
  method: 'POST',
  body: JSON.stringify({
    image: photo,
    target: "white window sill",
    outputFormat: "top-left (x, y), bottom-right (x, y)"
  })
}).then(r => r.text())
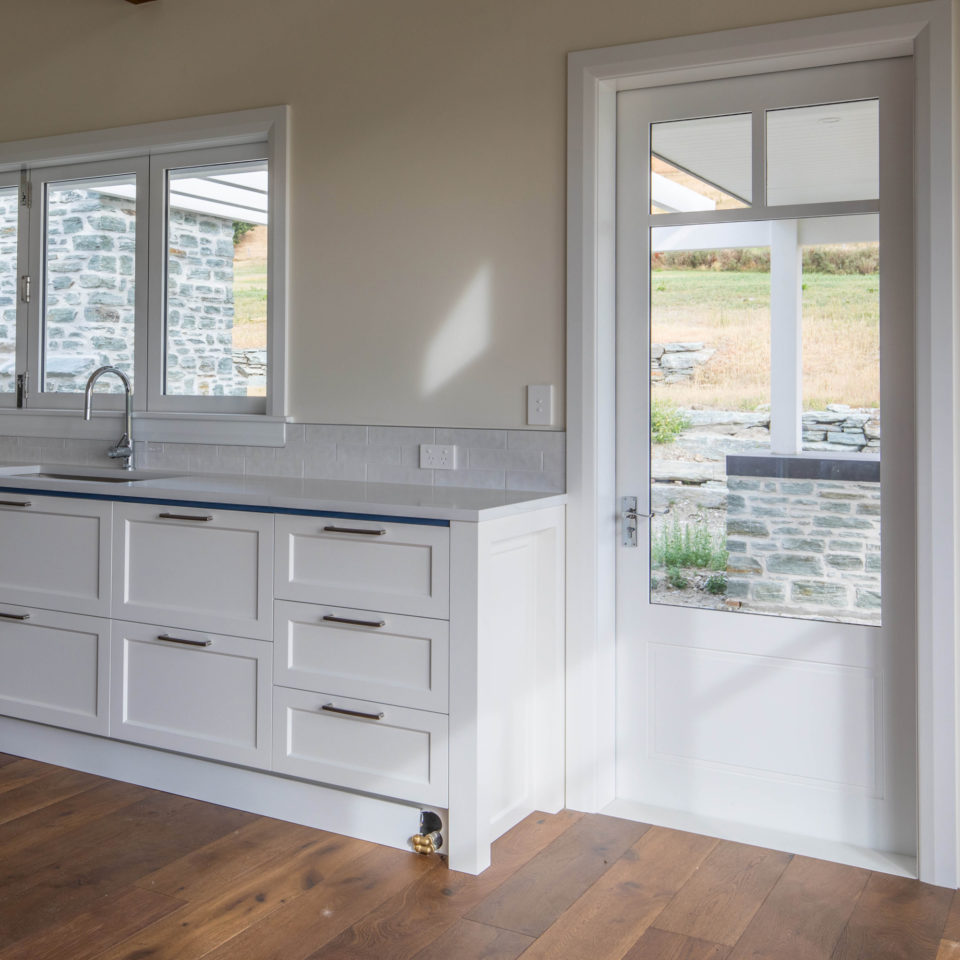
top-left (0, 410), bottom-right (288, 447)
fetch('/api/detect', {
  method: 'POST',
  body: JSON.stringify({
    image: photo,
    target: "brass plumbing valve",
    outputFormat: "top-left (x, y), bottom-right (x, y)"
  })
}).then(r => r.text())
top-left (410, 811), bottom-right (443, 855)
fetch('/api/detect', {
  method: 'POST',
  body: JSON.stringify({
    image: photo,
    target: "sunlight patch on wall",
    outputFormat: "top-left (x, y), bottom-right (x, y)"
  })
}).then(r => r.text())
top-left (421, 265), bottom-right (492, 396)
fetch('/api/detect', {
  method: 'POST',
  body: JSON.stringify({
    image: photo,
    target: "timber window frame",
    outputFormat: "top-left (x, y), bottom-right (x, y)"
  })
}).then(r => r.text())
top-left (0, 106), bottom-right (288, 443)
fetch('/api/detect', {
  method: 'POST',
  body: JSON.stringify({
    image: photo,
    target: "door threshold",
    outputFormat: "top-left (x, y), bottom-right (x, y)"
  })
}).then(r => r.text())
top-left (602, 798), bottom-right (917, 879)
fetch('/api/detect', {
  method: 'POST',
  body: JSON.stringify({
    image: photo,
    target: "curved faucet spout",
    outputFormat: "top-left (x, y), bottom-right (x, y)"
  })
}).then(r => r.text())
top-left (83, 366), bottom-right (134, 470)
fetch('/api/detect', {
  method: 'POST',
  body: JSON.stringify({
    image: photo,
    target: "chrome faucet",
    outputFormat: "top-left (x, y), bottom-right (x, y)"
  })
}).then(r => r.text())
top-left (83, 366), bottom-right (134, 470)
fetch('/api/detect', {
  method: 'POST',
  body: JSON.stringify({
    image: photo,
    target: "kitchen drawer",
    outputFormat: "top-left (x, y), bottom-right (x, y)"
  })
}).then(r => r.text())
top-left (110, 621), bottom-right (272, 769)
top-left (0, 494), bottom-right (111, 617)
top-left (113, 503), bottom-right (273, 639)
top-left (274, 601), bottom-right (449, 712)
top-left (274, 516), bottom-right (449, 619)
top-left (272, 687), bottom-right (448, 806)
top-left (0, 605), bottom-right (110, 735)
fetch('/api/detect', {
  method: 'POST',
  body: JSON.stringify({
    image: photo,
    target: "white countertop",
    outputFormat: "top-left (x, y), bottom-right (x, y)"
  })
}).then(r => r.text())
top-left (0, 463), bottom-right (566, 522)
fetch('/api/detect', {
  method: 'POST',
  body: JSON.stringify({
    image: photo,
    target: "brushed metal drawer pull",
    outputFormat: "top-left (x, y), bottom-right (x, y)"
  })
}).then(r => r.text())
top-left (322, 525), bottom-right (386, 536)
top-left (156, 633), bottom-right (212, 648)
top-left (0, 500), bottom-right (31, 508)
top-left (0, 611), bottom-right (30, 621)
top-left (158, 512), bottom-right (214, 522)
top-left (321, 703), bottom-right (385, 721)
top-left (322, 614), bottom-right (386, 629)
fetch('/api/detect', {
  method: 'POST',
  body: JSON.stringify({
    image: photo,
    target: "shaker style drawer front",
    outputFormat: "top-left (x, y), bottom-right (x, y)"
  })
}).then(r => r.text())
top-left (274, 517), bottom-right (449, 619)
top-left (110, 621), bottom-right (272, 768)
top-left (0, 495), bottom-right (111, 617)
top-left (272, 687), bottom-right (448, 806)
top-left (0, 606), bottom-right (110, 735)
top-left (274, 601), bottom-right (449, 712)
top-left (113, 504), bottom-right (273, 639)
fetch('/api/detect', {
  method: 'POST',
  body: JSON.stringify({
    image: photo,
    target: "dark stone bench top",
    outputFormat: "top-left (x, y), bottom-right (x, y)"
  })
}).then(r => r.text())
top-left (726, 453), bottom-right (880, 483)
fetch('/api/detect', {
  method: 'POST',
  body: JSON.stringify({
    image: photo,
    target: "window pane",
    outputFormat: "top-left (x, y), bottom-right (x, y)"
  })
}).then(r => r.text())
top-left (650, 114), bottom-right (751, 214)
top-left (766, 100), bottom-right (879, 206)
top-left (0, 187), bottom-right (17, 392)
top-left (42, 175), bottom-right (137, 393)
top-left (649, 216), bottom-right (881, 626)
top-left (164, 160), bottom-right (268, 397)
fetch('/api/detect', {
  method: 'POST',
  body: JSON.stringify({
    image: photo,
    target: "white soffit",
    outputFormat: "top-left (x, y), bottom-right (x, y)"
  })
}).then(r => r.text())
top-left (651, 99), bottom-right (879, 207)
top-left (89, 168), bottom-right (269, 225)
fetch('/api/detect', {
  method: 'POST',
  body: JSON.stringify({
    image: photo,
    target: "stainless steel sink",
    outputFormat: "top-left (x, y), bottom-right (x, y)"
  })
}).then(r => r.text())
top-left (11, 471), bottom-right (182, 484)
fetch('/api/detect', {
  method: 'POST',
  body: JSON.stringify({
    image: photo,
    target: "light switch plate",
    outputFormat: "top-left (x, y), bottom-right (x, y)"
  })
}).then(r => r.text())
top-left (527, 384), bottom-right (554, 426)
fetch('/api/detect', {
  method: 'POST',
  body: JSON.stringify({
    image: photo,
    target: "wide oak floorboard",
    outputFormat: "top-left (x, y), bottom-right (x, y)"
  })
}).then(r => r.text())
top-left (0, 758), bottom-right (955, 960)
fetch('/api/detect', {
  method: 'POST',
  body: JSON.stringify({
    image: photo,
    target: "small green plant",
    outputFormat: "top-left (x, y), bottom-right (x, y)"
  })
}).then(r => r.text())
top-left (233, 220), bottom-right (257, 245)
top-left (666, 567), bottom-right (688, 589)
top-left (652, 517), bottom-right (728, 571)
top-left (651, 399), bottom-right (690, 445)
top-left (705, 574), bottom-right (728, 595)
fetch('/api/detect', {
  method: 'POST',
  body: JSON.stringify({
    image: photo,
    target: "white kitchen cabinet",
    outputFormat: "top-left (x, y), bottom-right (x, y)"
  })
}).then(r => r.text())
top-left (0, 495), bottom-right (111, 617)
top-left (0, 476), bottom-right (565, 876)
top-left (274, 600), bottom-right (449, 712)
top-left (113, 503), bottom-right (273, 640)
top-left (0, 605), bottom-right (110, 735)
top-left (274, 516), bottom-right (450, 619)
top-left (273, 686), bottom-right (448, 806)
top-left (110, 620), bottom-right (272, 769)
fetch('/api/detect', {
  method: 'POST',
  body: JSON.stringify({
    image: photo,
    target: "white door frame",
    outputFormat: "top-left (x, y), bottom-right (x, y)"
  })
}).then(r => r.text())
top-left (566, 0), bottom-right (960, 888)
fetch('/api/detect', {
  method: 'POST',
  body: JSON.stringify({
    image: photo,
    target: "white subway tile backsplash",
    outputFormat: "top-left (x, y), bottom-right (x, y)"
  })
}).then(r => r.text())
top-left (436, 428), bottom-right (506, 449)
top-left (467, 446), bottom-right (543, 472)
top-left (0, 424), bottom-right (564, 493)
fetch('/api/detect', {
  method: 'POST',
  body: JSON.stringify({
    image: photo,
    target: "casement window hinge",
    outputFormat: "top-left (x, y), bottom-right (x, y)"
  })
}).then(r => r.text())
top-left (18, 173), bottom-right (31, 208)
top-left (19, 275), bottom-right (31, 304)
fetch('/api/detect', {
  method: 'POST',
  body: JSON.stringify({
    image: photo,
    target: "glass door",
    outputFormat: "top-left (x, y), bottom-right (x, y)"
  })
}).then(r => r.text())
top-left (615, 57), bottom-right (916, 858)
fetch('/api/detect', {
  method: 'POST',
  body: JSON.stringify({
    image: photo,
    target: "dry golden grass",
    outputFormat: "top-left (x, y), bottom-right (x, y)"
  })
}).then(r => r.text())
top-left (651, 270), bottom-right (879, 410)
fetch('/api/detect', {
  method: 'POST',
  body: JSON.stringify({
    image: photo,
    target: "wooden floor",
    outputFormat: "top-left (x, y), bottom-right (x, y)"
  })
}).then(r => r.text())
top-left (0, 755), bottom-right (957, 960)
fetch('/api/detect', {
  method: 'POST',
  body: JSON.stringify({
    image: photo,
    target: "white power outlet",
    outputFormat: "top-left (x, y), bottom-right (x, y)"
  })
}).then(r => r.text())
top-left (419, 443), bottom-right (457, 470)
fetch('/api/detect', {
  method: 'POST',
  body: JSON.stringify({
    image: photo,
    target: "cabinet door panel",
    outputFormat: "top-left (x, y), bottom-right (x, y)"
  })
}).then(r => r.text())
top-left (274, 601), bottom-right (449, 712)
top-left (0, 606), bottom-right (110, 734)
top-left (113, 504), bottom-right (272, 639)
top-left (0, 495), bottom-right (111, 616)
top-left (273, 687), bottom-right (448, 805)
top-left (274, 517), bottom-right (449, 618)
top-left (111, 621), bottom-right (271, 768)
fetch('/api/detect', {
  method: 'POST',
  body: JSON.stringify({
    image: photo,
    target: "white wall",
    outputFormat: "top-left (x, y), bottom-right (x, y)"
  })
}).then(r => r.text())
top-left (0, 0), bottom-right (919, 428)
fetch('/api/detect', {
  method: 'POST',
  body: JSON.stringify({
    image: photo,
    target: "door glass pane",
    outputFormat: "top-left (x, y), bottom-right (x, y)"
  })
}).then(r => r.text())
top-left (766, 100), bottom-right (879, 206)
top-left (0, 187), bottom-right (17, 392)
top-left (164, 159), bottom-right (268, 398)
top-left (649, 215), bottom-right (881, 625)
top-left (42, 174), bottom-right (137, 393)
top-left (651, 114), bottom-right (751, 214)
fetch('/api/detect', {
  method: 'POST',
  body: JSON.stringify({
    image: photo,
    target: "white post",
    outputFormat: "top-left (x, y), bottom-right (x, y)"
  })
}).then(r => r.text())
top-left (769, 219), bottom-right (803, 455)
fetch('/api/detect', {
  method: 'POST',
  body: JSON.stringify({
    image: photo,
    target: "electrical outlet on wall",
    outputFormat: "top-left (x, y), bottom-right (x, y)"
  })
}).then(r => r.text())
top-left (420, 444), bottom-right (457, 470)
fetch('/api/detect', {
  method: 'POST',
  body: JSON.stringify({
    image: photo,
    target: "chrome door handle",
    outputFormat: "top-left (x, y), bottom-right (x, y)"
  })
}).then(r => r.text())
top-left (321, 703), bottom-right (385, 721)
top-left (322, 614), bottom-right (386, 628)
top-left (156, 633), bottom-right (212, 647)
top-left (322, 525), bottom-right (386, 536)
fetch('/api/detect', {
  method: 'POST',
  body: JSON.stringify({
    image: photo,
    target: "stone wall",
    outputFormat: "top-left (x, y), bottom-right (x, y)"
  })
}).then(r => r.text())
top-left (651, 341), bottom-right (715, 383)
top-left (724, 459), bottom-right (881, 625)
top-left (0, 189), bottom-right (239, 396)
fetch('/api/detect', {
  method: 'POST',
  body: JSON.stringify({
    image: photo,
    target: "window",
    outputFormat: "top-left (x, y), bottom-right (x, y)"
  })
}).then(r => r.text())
top-left (0, 107), bottom-right (286, 436)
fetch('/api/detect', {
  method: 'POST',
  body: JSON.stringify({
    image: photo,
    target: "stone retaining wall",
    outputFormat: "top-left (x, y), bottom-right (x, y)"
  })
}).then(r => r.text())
top-left (724, 461), bottom-right (881, 624)
top-left (651, 341), bottom-right (715, 383)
